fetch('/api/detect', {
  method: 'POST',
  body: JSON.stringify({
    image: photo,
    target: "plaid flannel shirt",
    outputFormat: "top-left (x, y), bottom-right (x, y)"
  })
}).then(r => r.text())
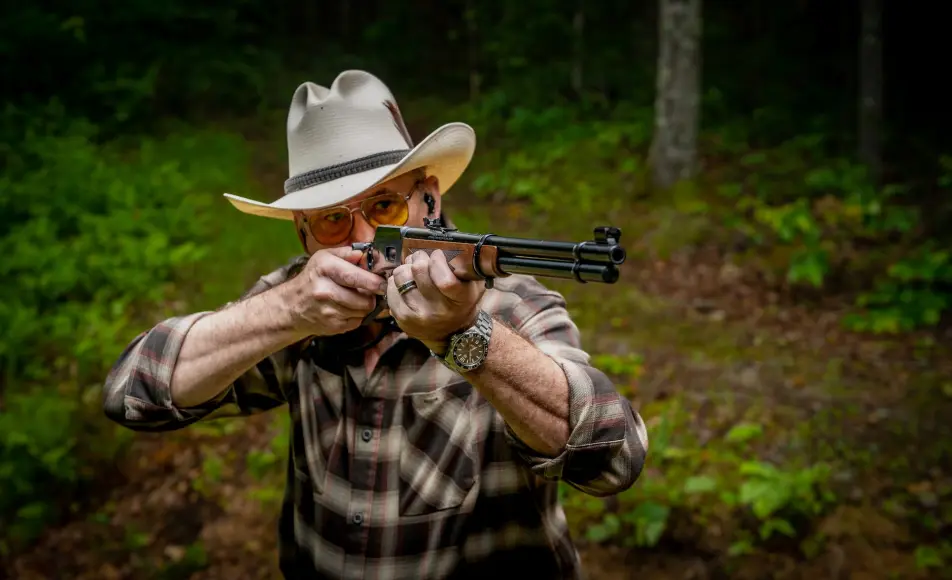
top-left (103, 255), bottom-right (648, 580)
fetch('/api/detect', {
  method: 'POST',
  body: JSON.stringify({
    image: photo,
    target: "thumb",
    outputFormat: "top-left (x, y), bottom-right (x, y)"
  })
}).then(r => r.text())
top-left (323, 246), bottom-right (365, 264)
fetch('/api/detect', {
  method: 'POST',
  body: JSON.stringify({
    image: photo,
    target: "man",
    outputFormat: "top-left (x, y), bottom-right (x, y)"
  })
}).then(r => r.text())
top-left (103, 70), bottom-right (648, 580)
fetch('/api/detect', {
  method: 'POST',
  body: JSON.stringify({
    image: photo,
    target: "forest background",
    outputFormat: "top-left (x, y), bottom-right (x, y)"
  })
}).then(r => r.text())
top-left (2, 0), bottom-right (951, 578)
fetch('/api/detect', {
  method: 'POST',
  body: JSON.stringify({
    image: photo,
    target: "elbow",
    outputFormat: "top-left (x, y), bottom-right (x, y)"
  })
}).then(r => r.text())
top-left (99, 316), bottom-right (214, 433)
top-left (564, 405), bottom-right (649, 497)
top-left (600, 403), bottom-right (649, 494)
top-left (102, 381), bottom-right (127, 426)
top-left (617, 402), bottom-right (649, 490)
top-left (101, 375), bottom-right (154, 432)
top-left (565, 440), bottom-right (646, 497)
top-left (611, 431), bottom-right (649, 494)
top-left (101, 360), bottom-right (184, 433)
top-left (101, 347), bottom-right (142, 427)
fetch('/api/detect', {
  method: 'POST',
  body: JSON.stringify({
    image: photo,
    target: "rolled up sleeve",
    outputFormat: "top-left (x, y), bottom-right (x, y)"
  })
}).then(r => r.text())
top-left (102, 312), bottom-right (293, 432)
top-left (103, 256), bottom-right (308, 432)
top-left (502, 288), bottom-right (649, 496)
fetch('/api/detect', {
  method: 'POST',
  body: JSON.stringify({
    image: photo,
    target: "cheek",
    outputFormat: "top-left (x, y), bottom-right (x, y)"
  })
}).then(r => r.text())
top-left (293, 221), bottom-right (325, 255)
top-left (294, 221), bottom-right (311, 251)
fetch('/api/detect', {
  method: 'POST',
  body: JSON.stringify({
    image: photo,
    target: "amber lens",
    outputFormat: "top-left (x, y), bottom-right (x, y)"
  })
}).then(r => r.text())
top-left (310, 207), bottom-right (353, 245)
top-left (361, 192), bottom-right (409, 227)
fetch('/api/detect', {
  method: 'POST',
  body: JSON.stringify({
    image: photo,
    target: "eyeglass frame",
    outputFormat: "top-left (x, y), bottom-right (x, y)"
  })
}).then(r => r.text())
top-left (299, 179), bottom-right (426, 245)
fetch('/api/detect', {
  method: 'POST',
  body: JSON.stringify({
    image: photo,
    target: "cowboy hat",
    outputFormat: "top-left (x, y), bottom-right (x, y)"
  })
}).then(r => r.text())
top-left (223, 70), bottom-right (476, 220)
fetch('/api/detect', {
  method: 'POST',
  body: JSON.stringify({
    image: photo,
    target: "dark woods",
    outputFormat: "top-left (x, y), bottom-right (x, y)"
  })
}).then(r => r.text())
top-left (2, 0), bottom-right (952, 575)
top-left (3, 1), bottom-right (950, 150)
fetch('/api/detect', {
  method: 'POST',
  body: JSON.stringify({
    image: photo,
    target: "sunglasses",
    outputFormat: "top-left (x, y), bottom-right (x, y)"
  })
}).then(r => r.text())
top-left (303, 186), bottom-right (420, 246)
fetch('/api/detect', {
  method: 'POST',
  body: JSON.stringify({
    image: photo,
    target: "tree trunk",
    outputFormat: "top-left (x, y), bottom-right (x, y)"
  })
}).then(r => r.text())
top-left (340, 0), bottom-right (351, 46)
top-left (649, 0), bottom-right (702, 191)
top-left (859, 0), bottom-right (883, 186)
top-left (571, 0), bottom-right (585, 95)
top-left (465, 0), bottom-right (480, 101)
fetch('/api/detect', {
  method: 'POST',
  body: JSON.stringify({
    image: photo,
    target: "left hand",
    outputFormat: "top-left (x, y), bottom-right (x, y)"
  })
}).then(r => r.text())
top-left (387, 249), bottom-right (486, 348)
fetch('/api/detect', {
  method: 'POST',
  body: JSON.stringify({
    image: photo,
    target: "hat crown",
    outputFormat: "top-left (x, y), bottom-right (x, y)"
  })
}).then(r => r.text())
top-left (287, 70), bottom-right (415, 177)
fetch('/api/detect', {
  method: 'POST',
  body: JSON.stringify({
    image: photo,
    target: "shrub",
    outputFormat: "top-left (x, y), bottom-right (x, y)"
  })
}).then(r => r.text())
top-left (0, 107), bottom-right (250, 553)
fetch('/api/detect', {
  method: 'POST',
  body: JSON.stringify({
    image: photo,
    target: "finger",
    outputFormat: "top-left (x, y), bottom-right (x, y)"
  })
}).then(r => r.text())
top-left (389, 263), bottom-right (423, 309)
top-left (428, 249), bottom-right (466, 301)
top-left (390, 263), bottom-right (413, 288)
top-left (405, 250), bottom-right (429, 265)
top-left (323, 245), bottom-right (366, 265)
top-left (411, 252), bottom-right (442, 302)
top-left (334, 308), bottom-right (370, 325)
top-left (386, 275), bottom-right (411, 320)
top-left (321, 254), bottom-right (388, 295)
top-left (325, 281), bottom-right (377, 313)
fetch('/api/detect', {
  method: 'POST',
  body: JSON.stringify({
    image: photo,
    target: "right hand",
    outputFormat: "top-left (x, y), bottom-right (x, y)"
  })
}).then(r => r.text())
top-left (286, 246), bottom-right (388, 337)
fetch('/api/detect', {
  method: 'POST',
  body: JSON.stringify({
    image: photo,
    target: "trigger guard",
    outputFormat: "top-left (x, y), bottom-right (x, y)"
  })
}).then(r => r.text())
top-left (361, 295), bottom-right (388, 326)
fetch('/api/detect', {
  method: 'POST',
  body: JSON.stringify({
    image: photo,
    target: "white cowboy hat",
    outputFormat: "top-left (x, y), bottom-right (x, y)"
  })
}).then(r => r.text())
top-left (223, 70), bottom-right (476, 220)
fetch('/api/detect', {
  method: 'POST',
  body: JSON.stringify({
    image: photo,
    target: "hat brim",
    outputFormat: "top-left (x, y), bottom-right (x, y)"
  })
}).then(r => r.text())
top-left (223, 122), bottom-right (476, 221)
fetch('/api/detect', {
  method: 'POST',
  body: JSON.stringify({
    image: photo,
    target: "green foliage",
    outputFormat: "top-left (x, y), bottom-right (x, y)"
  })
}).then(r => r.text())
top-left (724, 422), bottom-right (764, 444)
top-left (466, 103), bottom-right (653, 212)
top-left (0, 4), bottom-right (949, 574)
top-left (914, 544), bottom-right (949, 571)
top-left (0, 392), bottom-right (78, 535)
top-left (563, 399), bottom-right (839, 556)
top-left (845, 243), bottom-right (952, 333)
top-left (0, 110), bottom-right (251, 549)
top-left (1, 2), bottom-right (292, 134)
top-left (246, 419), bottom-right (290, 482)
top-left (737, 461), bottom-right (833, 540)
top-left (590, 353), bottom-right (644, 399)
top-left (155, 541), bottom-right (209, 579)
top-left (712, 127), bottom-right (952, 333)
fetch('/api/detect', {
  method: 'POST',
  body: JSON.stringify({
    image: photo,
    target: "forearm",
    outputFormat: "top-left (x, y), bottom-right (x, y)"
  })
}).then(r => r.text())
top-left (171, 282), bottom-right (306, 408)
top-left (435, 321), bottom-right (571, 457)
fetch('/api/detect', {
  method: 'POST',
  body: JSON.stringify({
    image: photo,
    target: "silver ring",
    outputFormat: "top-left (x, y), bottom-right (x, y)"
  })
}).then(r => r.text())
top-left (397, 280), bottom-right (418, 295)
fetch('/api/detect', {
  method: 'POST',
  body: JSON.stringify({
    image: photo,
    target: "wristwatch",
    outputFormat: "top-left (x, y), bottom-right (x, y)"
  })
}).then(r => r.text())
top-left (432, 310), bottom-right (494, 373)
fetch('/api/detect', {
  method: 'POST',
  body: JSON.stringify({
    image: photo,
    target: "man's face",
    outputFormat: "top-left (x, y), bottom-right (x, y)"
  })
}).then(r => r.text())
top-left (293, 172), bottom-right (440, 255)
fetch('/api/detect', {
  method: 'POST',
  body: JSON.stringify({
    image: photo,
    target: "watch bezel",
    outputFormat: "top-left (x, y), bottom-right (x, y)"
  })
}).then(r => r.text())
top-left (449, 331), bottom-right (490, 370)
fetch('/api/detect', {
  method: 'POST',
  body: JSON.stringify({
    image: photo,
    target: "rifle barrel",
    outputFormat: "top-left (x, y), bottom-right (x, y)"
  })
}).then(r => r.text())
top-left (497, 256), bottom-right (620, 283)
top-left (401, 227), bottom-right (626, 265)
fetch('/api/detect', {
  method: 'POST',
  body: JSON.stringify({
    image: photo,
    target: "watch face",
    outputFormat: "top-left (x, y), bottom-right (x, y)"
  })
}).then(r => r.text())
top-left (452, 334), bottom-right (489, 369)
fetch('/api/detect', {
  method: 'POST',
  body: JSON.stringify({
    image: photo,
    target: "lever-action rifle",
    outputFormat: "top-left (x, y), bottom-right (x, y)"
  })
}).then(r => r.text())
top-left (352, 218), bottom-right (626, 325)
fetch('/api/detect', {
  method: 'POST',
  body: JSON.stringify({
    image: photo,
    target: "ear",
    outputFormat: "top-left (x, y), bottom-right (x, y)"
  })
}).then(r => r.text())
top-left (422, 175), bottom-right (442, 215)
top-left (292, 212), bottom-right (316, 255)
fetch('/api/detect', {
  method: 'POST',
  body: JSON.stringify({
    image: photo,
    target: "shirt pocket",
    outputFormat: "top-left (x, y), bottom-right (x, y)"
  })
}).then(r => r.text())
top-left (398, 379), bottom-right (480, 517)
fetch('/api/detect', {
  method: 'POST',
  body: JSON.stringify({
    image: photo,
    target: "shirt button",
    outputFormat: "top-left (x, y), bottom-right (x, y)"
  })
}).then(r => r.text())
top-left (352, 512), bottom-right (364, 525)
top-left (361, 429), bottom-right (373, 442)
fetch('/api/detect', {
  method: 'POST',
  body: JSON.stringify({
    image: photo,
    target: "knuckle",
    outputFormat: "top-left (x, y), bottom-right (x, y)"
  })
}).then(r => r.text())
top-left (435, 276), bottom-right (456, 294)
top-left (434, 272), bottom-right (454, 288)
top-left (312, 251), bottom-right (330, 270)
top-left (313, 279), bottom-right (333, 301)
top-left (318, 306), bottom-right (335, 321)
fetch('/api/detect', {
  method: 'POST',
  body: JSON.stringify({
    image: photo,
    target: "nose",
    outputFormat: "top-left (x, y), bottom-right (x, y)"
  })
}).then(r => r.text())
top-left (349, 212), bottom-right (377, 245)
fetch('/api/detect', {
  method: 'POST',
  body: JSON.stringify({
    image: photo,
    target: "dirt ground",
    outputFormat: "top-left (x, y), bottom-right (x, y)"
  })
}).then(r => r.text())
top-left (8, 198), bottom-right (952, 580)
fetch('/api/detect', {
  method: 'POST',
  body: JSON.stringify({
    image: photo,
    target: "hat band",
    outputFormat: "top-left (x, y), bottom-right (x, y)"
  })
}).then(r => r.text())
top-left (284, 149), bottom-right (410, 195)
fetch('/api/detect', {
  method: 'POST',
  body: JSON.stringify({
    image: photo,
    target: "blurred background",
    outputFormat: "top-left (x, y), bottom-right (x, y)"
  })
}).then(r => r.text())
top-left (2, 0), bottom-right (952, 578)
